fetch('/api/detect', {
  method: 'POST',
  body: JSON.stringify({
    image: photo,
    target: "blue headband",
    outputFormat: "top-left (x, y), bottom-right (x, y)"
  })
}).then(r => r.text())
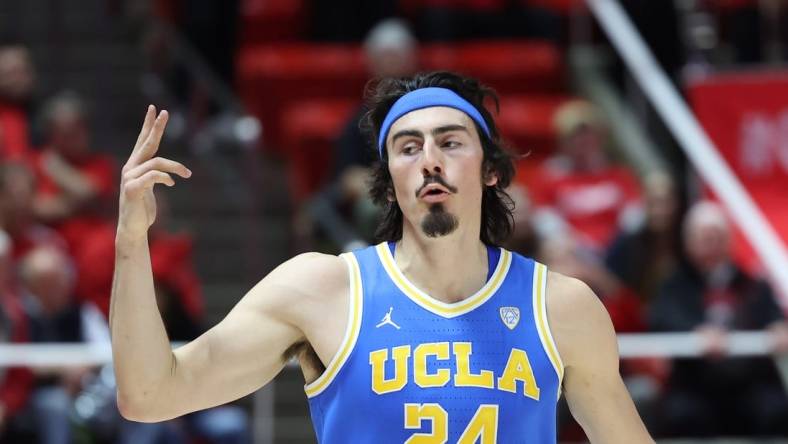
top-left (377, 87), bottom-right (491, 158)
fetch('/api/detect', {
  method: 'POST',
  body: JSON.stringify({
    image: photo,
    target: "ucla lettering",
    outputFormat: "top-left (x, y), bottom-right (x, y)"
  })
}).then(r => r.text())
top-left (370, 345), bottom-right (411, 394)
top-left (369, 342), bottom-right (540, 396)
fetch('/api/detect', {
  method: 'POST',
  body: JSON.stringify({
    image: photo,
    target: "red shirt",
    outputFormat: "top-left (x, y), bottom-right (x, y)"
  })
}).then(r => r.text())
top-left (33, 149), bottom-right (118, 250)
top-left (0, 102), bottom-right (31, 162)
top-left (10, 224), bottom-right (68, 261)
top-left (150, 232), bottom-right (205, 320)
top-left (32, 149), bottom-right (118, 316)
top-left (533, 160), bottom-right (641, 249)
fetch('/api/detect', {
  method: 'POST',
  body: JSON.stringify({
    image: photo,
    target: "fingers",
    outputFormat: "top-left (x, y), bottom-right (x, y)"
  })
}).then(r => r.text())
top-left (123, 170), bottom-right (175, 198)
top-left (139, 110), bottom-right (169, 160)
top-left (133, 105), bottom-right (156, 150)
top-left (127, 108), bottom-right (168, 167)
top-left (123, 157), bottom-right (192, 182)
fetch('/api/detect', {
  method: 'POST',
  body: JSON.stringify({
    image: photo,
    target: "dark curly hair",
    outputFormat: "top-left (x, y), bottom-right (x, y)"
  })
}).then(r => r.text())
top-left (360, 71), bottom-right (516, 246)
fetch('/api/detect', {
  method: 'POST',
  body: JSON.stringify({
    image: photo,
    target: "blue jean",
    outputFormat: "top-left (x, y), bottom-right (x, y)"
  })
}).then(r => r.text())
top-left (29, 386), bottom-right (73, 444)
top-left (186, 405), bottom-right (251, 444)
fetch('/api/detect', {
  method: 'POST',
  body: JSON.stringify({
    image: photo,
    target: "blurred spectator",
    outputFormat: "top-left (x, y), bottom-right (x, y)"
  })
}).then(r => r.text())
top-left (502, 183), bottom-right (540, 258)
top-left (304, 19), bottom-right (417, 251)
top-left (606, 171), bottom-right (682, 304)
top-left (8, 247), bottom-right (109, 444)
top-left (0, 45), bottom-right (35, 161)
top-left (539, 234), bottom-right (644, 332)
top-left (333, 17), bottom-right (417, 178)
top-left (650, 201), bottom-right (788, 437)
top-left (30, 92), bottom-right (118, 316)
top-left (532, 99), bottom-right (641, 253)
top-left (0, 229), bottom-right (34, 442)
top-left (32, 91), bottom-right (117, 236)
top-left (0, 162), bottom-right (68, 260)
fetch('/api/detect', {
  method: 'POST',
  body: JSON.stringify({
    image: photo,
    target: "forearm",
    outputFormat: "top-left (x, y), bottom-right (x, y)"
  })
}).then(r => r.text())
top-left (110, 233), bottom-right (173, 408)
top-left (47, 157), bottom-right (99, 201)
top-left (33, 196), bottom-right (77, 222)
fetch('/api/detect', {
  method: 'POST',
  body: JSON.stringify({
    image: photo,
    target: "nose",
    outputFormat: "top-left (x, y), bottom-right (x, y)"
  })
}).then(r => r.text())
top-left (421, 140), bottom-right (443, 177)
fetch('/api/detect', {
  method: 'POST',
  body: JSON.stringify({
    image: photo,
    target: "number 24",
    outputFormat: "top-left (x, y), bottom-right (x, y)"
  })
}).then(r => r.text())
top-left (404, 403), bottom-right (498, 444)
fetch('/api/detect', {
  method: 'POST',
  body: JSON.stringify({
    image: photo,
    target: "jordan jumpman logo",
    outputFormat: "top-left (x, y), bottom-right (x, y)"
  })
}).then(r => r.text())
top-left (375, 306), bottom-right (401, 329)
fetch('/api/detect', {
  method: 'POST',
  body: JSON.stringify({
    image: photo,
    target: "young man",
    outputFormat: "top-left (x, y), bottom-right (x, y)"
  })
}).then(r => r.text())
top-left (112, 72), bottom-right (653, 443)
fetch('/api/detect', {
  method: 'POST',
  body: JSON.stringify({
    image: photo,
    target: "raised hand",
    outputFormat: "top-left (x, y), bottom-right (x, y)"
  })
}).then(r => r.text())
top-left (117, 106), bottom-right (191, 242)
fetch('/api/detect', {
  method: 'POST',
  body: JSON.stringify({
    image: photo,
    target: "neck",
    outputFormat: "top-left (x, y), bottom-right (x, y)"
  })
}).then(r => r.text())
top-left (395, 221), bottom-right (489, 304)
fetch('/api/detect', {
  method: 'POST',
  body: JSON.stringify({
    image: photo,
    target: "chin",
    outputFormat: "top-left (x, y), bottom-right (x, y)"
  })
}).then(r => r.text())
top-left (420, 204), bottom-right (459, 237)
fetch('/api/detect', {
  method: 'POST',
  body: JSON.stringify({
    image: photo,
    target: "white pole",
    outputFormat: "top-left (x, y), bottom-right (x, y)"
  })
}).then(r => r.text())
top-left (0, 334), bottom-right (779, 365)
top-left (587, 0), bottom-right (788, 308)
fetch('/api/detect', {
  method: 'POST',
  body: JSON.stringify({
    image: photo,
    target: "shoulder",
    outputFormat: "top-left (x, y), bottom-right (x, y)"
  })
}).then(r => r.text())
top-left (545, 270), bottom-right (605, 325)
top-left (261, 252), bottom-right (349, 301)
top-left (232, 252), bottom-right (351, 340)
top-left (545, 270), bottom-right (617, 368)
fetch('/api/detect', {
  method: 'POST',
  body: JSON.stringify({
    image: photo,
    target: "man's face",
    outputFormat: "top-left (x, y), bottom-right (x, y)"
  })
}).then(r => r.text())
top-left (0, 48), bottom-right (34, 102)
top-left (0, 167), bottom-right (35, 230)
top-left (385, 107), bottom-right (496, 238)
top-left (562, 126), bottom-right (604, 168)
top-left (685, 222), bottom-right (730, 272)
top-left (50, 113), bottom-right (90, 160)
top-left (645, 182), bottom-right (677, 232)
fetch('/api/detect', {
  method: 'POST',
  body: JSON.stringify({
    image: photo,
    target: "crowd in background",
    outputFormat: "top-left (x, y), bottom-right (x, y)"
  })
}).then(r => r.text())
top-left (0, 43), bottom-right (249, 444)
top-left (1, 0), bottom-right (788, 442)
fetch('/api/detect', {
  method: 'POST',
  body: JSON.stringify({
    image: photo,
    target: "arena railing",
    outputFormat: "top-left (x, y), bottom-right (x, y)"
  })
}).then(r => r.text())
top-left (2, 333), bottom-right (787, 375)
top-left (586, 0), bottom-right (788, 308)
top-left (2, 336), bottom-right (786, 444)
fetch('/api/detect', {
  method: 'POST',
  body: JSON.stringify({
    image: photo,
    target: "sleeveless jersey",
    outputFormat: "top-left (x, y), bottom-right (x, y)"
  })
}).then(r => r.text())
top-left (306, 242), bottom-right (564, 443)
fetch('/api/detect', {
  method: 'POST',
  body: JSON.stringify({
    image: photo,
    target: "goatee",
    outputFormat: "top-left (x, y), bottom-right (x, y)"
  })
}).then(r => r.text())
top-left (421, 203), bottom-right (458, 237)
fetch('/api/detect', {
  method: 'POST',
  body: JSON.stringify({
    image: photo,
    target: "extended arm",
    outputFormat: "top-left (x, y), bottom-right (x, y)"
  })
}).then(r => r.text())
top-left (111, 107), bottom-right (347, 422)
top-left (547, 272), bottom-right (654, 443)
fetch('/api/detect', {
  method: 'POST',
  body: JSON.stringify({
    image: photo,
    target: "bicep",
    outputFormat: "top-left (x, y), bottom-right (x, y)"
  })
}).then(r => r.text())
top-left (149, 260), bottom-right (315, 419)
top-left (147, 254), bottom-right (347, 418)
top-left (169, 296), bottom-right (301, 415)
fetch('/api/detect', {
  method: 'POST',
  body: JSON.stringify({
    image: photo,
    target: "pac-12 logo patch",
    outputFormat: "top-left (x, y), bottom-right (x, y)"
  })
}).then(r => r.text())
top-left (499, 307), bottom-right (520, 330)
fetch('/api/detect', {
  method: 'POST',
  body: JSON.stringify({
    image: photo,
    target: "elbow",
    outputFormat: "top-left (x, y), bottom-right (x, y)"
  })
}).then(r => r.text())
top-left (116, 389), bottom-right (167, 423)
top-left (116, 390), bottom-right (142, 421)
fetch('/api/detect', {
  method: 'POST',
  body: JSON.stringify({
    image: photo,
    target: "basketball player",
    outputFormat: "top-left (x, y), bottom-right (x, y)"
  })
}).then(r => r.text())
top-left (111, 72), bottom-right (653, 442)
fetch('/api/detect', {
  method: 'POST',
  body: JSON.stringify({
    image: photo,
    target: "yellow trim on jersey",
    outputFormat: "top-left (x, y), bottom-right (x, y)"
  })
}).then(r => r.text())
top-left (375, 242), bottom-right (511, 318)
top-left (304, 253), bottom-right (363, 398)
top-left (533, 262), bottom-right (564, 398)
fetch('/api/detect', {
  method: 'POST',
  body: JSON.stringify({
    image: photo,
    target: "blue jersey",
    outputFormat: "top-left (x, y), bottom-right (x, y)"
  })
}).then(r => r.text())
top-left (306, 242), bottom-right (564, 443)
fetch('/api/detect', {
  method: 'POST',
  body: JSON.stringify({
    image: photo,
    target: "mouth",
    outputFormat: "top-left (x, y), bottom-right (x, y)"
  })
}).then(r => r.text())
top-left (419, 186), bottom-right (451, 203)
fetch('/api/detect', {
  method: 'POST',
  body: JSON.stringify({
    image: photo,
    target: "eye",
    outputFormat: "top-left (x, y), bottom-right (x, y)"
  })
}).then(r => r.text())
top-left (401, 143), bottom-right (420, 155)
top-left (442, 140), bottom-right (461, 149)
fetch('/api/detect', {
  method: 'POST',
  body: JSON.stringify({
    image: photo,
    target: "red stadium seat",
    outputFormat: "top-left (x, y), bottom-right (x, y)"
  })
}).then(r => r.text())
top-left (497, 95), bottom-right (572, 157)
top-left (239, 0), bottom-right (309, 42)
top-left (280, 99), bottom-right (358, 200)
top-left (421, 41), bottom-right (565, 94)
top-left (236, 44), bottom-right (367, 154)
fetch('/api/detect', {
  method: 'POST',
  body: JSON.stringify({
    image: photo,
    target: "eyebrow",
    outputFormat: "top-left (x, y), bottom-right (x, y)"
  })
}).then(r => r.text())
top-left (390, 124), bottom-right (470, 146)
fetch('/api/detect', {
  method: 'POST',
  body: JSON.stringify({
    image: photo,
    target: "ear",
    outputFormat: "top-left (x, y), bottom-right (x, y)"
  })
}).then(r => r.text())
top-left (386, 188), bottom-right (397, 202)
top-left (483, 168), bottom-right (499, 187)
